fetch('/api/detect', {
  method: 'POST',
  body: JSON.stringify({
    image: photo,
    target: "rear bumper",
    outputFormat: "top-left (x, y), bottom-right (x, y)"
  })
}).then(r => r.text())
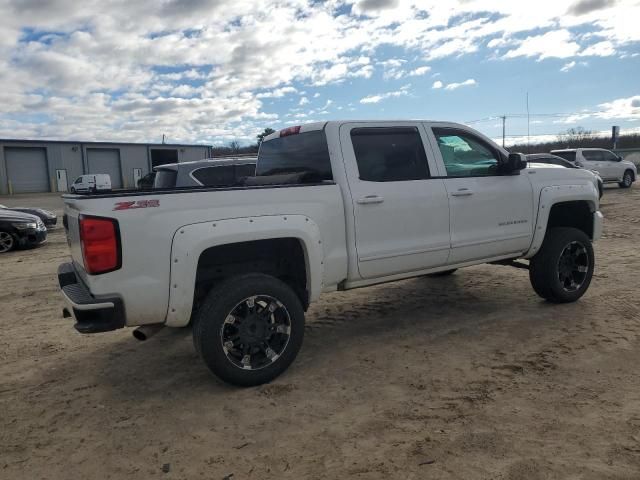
top-left (58, 262), bottom-right (126, 333)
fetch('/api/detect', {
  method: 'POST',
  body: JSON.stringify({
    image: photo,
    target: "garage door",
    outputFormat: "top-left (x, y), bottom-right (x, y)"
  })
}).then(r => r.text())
top-left (87, 149), bottom-right (122, 189)
top-left (5, 147), bottom-right (50, 193)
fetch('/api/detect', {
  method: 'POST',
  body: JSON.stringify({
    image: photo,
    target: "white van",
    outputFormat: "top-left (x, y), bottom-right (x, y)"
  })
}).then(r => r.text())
top-left (69, 174), bottom-right (112, 194)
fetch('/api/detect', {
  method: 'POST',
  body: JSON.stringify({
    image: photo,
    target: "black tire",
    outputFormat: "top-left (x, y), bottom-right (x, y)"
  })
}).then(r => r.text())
top-left (529, 227), bottom-right (594, 303)
top-left (619, 170), bottom-right (634, 188)
top-left (69, 187), bottom-right (76, 194)
top-left (193, 273), bottom-right (305, 387)
top-left (426, 269), bottom-right (457, 277)
top-left (0, 230), bottom-right (15, 253)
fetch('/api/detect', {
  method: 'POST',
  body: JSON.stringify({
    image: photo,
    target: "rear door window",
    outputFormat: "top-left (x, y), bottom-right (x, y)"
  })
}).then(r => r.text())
top-left (350, 127), bottom-right (430, 182)
top-left (235, 163), bottom-right (256, 178)
top-left (582, 151), bottom-right (603, 162)
top-left (256, 130), bottom-right (332, 180)
top-left (192, 166), bottom-right (236, 186)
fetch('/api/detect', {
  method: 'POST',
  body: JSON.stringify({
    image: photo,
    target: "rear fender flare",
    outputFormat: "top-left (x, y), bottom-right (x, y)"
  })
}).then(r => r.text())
top-left (165, 215), bottom-right (324, 327)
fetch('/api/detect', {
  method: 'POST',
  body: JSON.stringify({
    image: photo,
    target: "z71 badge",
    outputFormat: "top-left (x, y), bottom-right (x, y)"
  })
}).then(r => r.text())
top-left (113, 199), bottom-right (160, 211)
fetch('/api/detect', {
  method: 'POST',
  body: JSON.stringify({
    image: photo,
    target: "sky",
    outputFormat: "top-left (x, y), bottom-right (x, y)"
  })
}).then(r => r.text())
top-left (0, 0), bottom-right (639, 146)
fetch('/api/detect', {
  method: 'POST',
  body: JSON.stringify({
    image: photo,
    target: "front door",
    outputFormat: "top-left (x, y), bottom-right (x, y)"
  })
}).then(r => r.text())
top-left (426, 125), bottom-right (534, 264)
top-left (340, 123), bottom-right (451, 279)
top-left (56, 169), bottom-right (68, 192)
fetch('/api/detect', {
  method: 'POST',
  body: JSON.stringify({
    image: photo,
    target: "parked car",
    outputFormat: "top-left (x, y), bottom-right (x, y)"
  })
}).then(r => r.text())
top-left (551, 148), bottom-right (637, 189)
top-left (58, 120), bottom-right (602, 386)
top-left (0, 209), bottom-right (47, 253)
top-left (69, 174), bottom-right (112, 194)
top-left (153, 157), bottom-right (257, 188)
top-left (0, 204), bottom-right (57, 228)
top-left (525, 154), bottom-right (603, 198)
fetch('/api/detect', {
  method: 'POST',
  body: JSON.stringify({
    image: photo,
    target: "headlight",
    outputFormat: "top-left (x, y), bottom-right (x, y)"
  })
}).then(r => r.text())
top-left (12, 222), bottom-right (37, 230)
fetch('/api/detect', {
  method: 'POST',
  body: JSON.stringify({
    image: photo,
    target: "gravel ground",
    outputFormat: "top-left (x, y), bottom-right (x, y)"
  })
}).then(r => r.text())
top-left (1, 186), bottom-right (639, 480)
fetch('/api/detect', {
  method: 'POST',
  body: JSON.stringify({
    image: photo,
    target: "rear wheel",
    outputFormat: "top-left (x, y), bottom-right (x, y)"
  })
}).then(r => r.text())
top-left (619, 170), bottom-right (633, 188)
top-left (193, 274), bottom-right (305, 387)
top-left (529, 227), bottom-right (594, 303)
top-left (0, 231), bottom-right (15, 253)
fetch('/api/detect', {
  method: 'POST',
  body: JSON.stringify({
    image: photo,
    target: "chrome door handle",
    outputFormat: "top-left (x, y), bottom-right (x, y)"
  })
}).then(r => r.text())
top-left (357, 195), bottom-right (384, 205)
top-left (451, 188), bottom-right (474, 197)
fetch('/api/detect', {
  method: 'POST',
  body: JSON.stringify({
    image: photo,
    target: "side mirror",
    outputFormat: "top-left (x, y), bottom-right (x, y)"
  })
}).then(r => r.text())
top-left (617, 155), bottom-right (623, 162)
top-left (504, 153), bottom-right (527, 174)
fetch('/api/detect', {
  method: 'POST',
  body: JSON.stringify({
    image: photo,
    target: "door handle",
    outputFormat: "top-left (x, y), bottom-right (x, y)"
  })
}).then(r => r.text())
top-left (450, 188), bottom-right (474, 197)
top-left (357, 195), bottom-right (384, 205)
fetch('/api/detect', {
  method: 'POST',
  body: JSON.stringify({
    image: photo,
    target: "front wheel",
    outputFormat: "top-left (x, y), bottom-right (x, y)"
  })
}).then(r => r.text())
top-left (619, 170), bottom-right (634, 188)
top-left (529, 227), bottom-right (594, 303)
top-left (0, 231), bottom-right (15, 253)
top-left (69, 187), bottom-right (76, 194)
top-left (193, 274), bottom-right (305, 387)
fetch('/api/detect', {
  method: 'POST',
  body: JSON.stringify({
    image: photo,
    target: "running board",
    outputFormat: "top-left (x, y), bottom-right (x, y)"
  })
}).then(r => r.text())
top-left (491, 259), bottom-right (530, 270)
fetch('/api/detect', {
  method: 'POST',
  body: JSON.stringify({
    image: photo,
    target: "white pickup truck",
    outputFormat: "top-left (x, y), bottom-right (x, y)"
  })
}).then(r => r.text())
top-left (59, 121), bottom-right (603, 386)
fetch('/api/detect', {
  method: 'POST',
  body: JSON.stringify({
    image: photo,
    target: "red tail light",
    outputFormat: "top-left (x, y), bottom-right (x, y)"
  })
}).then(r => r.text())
top-left (79, 215), bottom-right (121, 274)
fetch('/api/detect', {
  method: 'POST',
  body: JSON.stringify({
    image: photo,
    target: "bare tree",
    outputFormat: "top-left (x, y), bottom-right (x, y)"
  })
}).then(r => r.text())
top-left (229, 140), bottom-right (241, 153)
top-left (556, 127), bottom-right (594, 147)
top-left (257, 128), bottom-right (276, 145)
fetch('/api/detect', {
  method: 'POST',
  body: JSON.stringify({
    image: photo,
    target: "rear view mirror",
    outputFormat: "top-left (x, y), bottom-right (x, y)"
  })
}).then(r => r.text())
top-left (504, 153), bottom-right (527, 174)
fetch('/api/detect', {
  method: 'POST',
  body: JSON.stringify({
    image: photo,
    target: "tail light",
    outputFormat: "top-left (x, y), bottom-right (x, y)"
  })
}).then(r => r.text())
top-left (79, 215), bottom-right (121, 274)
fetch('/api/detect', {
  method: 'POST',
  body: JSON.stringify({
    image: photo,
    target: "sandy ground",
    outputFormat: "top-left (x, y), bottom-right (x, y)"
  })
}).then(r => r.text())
top-left (1, 186), bottom-right (640, 480)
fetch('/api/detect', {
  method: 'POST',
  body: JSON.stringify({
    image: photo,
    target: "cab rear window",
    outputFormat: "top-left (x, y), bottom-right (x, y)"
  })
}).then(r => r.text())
top-left (256, 130), bottom-right (332, 180)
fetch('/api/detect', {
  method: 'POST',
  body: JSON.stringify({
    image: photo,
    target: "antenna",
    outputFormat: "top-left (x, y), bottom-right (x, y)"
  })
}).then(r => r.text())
top-left (526, 92), bottom-right (530, 152)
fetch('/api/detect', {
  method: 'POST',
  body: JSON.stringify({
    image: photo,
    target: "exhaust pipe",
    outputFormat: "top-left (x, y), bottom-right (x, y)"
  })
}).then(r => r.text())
top-left (133, 324), bottom-right (164, 341)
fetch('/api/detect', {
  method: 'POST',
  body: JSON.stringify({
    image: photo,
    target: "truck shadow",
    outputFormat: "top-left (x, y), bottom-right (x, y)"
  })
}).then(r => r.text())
top-left (36, 264), bottom-right (572, 402)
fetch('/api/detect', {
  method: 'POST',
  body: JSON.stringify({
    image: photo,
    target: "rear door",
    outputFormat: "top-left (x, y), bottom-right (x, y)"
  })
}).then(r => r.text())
top-left (425, 124), bottom-right (534, 264)
top-left (580, 150), bottom-right (603, 175)
top-left (339, 122), bottom-right (450, 279)
top-left (599, 150), bottom-right (621, 180)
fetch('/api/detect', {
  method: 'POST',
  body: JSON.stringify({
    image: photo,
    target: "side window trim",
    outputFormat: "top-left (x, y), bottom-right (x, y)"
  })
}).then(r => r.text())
top-left (350, 126), bottom-right (432, 182)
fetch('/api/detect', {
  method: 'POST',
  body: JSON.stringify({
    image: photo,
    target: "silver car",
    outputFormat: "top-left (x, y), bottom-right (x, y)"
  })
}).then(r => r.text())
top-left (153, 157), bottom-right (257, 189)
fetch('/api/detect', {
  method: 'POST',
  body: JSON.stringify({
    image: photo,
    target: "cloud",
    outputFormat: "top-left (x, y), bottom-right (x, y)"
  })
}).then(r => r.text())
top-left (1, 0), bottom-right (639, 142)
top-left (567, 0), bottom-right (617, 16)
top-left (408, 66), bottom-right (431, 76)
top-left (360, 85), bottom-right (410, 104)
top-left (299, 96), bottom-right (309, 106)
top-left (432, 80), bottom-right (443, 89)
top-left (256, 87), bottom-right (298, 99)
top-left (561, 61), bottom-right (577, 72)
top-left (444, 78), bottom-right (477, 90)
top-left (504, 30), bottom-right (581, 60)
top-left (580, 40), bottom-right (616, 56)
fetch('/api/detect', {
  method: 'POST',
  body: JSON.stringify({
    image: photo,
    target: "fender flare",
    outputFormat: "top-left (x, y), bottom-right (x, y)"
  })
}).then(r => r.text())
top-left (164, 214), bottom-right (324, 327)
top-left (523, 184), bottom-right (598, 259)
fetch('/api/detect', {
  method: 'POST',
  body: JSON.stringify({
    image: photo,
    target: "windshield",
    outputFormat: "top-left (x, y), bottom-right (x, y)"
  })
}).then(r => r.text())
top-left (256, 130), bottom-right (332, 180)
top-left (553, 151), bottom-right (577, 162)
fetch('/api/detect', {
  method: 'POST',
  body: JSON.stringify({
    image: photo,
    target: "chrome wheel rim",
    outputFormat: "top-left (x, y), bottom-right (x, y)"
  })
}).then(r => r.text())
top-left (557, 241), bottom-right (589, 292)
top-left (219, 295), bottom-right (292, 371)
top-left (0, 232), bottom-right (14, 253)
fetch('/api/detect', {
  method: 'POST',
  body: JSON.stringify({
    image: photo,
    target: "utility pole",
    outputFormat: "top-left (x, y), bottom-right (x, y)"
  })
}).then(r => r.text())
top-left (162, 134), bottom-right (166, 144)
top-left (501, 115), bottom-right (506, 148)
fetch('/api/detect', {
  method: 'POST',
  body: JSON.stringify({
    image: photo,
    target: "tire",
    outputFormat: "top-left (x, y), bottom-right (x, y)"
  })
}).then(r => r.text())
top-left (529, 227), bottom-right (594, 303)
top-left (0, 230), bottom-right (15, 253)
top-left (193, 273), bottom-right (305, 387)
top-left (69, 187), bottom-right (76, 194)
top-left (619, 170), bottom-right (633, 188)
top-left (426, 269), bottom-right (457, 277)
